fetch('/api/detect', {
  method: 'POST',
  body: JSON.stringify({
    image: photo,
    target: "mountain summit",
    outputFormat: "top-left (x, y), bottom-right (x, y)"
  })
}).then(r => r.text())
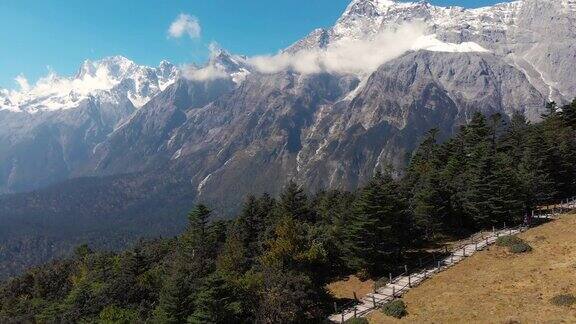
top-left (0, 56), bottom-right (178, 113)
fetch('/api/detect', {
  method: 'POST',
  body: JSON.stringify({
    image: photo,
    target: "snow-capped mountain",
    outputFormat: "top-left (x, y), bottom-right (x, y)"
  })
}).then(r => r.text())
top-left (0, 56), bottom-right (180, 193)
top-left (291, 0), bottom-right (576, 103)
top-left (0, 56), bottom-right (178, 113)
top-left (182, 48), bottom-right (251, 84)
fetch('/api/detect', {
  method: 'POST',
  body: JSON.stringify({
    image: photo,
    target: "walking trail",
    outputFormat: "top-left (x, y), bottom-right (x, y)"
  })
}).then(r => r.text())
top-left (329, 199), bottom-right (576, 323)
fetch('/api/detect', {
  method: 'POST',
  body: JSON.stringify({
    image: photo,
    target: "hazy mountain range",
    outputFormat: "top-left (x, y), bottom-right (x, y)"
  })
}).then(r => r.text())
top-left (1, 0), bottom-right (575, 278)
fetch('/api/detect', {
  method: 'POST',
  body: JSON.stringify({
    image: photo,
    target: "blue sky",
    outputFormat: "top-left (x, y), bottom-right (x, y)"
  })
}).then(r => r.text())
top-left (0, 0), bottom-right (506, 89)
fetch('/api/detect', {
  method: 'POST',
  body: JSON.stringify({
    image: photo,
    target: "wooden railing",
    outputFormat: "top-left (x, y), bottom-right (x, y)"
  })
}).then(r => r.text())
top-left (330, 197), bottom-right (576, 323)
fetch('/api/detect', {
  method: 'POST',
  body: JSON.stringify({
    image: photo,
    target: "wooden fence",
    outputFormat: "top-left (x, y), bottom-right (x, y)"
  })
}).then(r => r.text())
top-left (329, 197), bottom-right (576, 323)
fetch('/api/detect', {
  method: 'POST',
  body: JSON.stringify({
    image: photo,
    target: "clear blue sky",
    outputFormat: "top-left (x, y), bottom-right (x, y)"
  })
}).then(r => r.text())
top-left (0, 0), bottom-right (506, 89)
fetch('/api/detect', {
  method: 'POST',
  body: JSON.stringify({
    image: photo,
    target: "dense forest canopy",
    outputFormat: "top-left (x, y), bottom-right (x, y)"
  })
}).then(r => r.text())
top-left (1, 100), bottom-right (576, 323)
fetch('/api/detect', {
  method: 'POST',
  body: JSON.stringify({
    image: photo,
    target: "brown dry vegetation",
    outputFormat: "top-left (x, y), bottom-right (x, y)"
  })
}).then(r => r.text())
top-left (328, 275), bottom-right (375, 300)
top-left (369, 213), bottom-right (576, 323)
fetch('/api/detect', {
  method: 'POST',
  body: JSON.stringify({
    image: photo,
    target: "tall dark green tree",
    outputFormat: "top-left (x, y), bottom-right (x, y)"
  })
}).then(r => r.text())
top-left (153, 270), bottom-right (193, 324)
top-left (187, 273), bottom-right (244, 324)
top-left (345, 171), bottom-right (407, 276)
top-left (279, 180), bottom-right (315, 222)
top-left (404, 129), bottom-right (449, 240)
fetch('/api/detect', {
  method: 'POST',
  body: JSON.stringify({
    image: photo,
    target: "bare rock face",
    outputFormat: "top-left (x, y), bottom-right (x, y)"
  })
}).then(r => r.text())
top-left (0, 93), bottom-right (136, 193)
top-left (89, 77), bottom-right (237, 175)
top-left (176, 51), bottom-right (545, 212)
top-left (82, 50), bottom-right (545, 214)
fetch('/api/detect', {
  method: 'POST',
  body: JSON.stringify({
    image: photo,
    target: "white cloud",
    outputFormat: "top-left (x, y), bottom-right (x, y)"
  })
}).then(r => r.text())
top-left (247, 24), bottom-right (426, 75)
top-left (182, 64), bottom-right (228, 82)
top-left (168, 13), bottom-right (202, 39)
top-left (14, 75), bottom-right (30, 91)
top-left (176, 22), bottom-right (491, 83)
top-left (246, 23), bottom-right (489, 76)
top-left (180, 42), bottom-right (242, 82)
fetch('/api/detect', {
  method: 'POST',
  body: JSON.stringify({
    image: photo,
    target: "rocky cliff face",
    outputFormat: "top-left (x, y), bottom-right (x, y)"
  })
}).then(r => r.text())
top-left (293, 0), bottom-right (575, 104)
top-left (83, 50), bottom-right (546, 214)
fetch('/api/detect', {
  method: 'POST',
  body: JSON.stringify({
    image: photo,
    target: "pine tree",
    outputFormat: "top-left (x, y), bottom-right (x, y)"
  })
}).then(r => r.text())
top-left (560, 99), bottom-right (576, 129)
top-left (187, 273), bottom-right (244, 324)
top-left (187, 204), bottom-right (211, 239)
top-left (344, 171), bottom-right (406, 276)
top-left (460, 113), bottom-right (495, 227)
top-left (177, 205), bottom-right (212, 273)
top-left (486, 153), bottom-right (524, 224)
top-left (236, 195), bottom-right (267, 258)
top-left (279, 180), bottom-right (315, 222)
top-left (404, 129), bottom-right (448, 240)
top-left (217, 224), bottom-right (250, 276)
top-left (153, 270), bottom-right (194, 324)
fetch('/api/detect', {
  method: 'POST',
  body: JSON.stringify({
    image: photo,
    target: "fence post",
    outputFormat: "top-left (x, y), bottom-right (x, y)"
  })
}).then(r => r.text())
top-left (354, 307), bottom-right (357, 318)
top-left (408, 274), bottom-right (411, 287)
top-left (389, 273), bottom-right (392, 283)
top-left (353, 292), bottom-right (358, 301)
top-left (405, 265), bottom-right (408, 274)
top-left (392, 285), bottom-right (396, 297)
top-left (463, 247), bottom-right (466, 257)
top-left (437, 261), bottom-right (441, 269)
top-left (372, 295), bottom-right (377, 308)
top-left (341, 313), bottom-right (344, 323)
top-left (334, 302), bottom-right (338, 314)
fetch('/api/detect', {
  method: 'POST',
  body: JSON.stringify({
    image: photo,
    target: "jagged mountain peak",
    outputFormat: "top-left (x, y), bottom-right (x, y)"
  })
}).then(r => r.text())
top-left (208, 49), bottom-right (247, 72)
top-left (181, 48), bottom-right (251, 84)
top-left (75, 55), bottom-right (138, 80)
top-left (0, 56), bottom-right (179, 113)
top-left (345, 0), bottom-right (406, 14)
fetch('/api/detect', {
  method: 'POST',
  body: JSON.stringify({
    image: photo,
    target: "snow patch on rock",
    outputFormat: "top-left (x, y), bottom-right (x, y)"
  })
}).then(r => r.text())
top-left (412, 34), bottom-right (490, 53)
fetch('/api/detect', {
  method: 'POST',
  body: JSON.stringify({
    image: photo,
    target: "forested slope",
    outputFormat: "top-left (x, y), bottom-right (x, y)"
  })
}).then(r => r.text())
top-left (1, 100), bottom-right (576, 323)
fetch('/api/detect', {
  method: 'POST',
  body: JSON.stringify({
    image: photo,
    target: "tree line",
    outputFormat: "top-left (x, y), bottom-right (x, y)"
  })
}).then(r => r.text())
top-left (1, 100), bottom-right (575, 323)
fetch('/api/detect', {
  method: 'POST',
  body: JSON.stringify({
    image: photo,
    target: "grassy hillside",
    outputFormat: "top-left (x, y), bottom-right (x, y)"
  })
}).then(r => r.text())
top-left (370, 213), bottom-right (576, 323)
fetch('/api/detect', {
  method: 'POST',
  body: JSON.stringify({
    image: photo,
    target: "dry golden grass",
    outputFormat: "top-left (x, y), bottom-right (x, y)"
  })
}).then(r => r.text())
top-left (327, 275), bottom-right (375, 300)
top-left (369, 213), bottom-right (576, 324)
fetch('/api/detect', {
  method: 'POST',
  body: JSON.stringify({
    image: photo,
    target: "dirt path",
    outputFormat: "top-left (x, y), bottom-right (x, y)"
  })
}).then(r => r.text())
top-left (369, 213), bottom-right (576, 323)
top-left (330, 227), bottom-right (524, 323)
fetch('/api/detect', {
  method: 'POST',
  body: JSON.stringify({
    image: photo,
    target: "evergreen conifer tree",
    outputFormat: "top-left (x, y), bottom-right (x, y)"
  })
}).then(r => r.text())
top-left (344, 171), bottom-right (406, 276)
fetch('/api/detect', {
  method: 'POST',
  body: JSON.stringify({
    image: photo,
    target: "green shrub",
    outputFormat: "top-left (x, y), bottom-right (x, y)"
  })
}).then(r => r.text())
top-left (509, 242), bottom-right (532, 254)
top-left (496, 236), bottom-right (532, 253)
top-left (550, 294), bottom-right (576, 307)
top-left (356, 269), bottom-right (371, 281)
top-left (344, 317), bottom-right (369, 324)
top-left (381, 299), bottom-right (407, 319)
top-left (496, 235), bottom-right (523, 247)
top-left (374, 277), bottom-right (389, 290)
top-left (99, 305), bottom-right (139, 323)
